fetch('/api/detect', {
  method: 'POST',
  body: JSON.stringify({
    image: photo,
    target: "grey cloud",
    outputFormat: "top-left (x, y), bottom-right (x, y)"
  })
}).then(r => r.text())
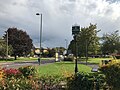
top-left (106, 0), bottom-right (120, 3)
top-left (0, 0), bottom-right (120, 48)
top-left (69, 0), bottom-right (76, 2)
top-left (86, 3), bottom-right (97, 11)
top-left (105, 8), bottom-right (113, 15)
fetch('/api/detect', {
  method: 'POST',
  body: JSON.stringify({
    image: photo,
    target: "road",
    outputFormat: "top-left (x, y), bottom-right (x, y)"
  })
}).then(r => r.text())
top-left (0, 59), bottom-right (56, 69)
top-left (0, 59), bottom-right (99, 71)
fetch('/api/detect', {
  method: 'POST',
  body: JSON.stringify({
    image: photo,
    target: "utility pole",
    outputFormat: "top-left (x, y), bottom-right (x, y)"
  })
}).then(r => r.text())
top-left (36, 13), bottom-right (42, 65)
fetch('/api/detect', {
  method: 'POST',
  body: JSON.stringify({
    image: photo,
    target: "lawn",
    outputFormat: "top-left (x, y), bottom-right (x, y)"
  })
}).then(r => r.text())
top-left (79, 57), bottom-right (113, 64)
top-left (37, 61), bottom-right (92, 76)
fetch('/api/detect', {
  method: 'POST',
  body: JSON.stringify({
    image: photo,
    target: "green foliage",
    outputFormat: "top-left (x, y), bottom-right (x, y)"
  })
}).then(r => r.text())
top-left (39, 75), bottom-right (65, 90)
top-left (0, 75), bottom-right (65, 90)
top-left (68, 40), bottom-right (76, 55)
top-left (77, 23), bottom-right (100, 56)
top-left (101, 30), bottom-right (120, 54)
top-left (64, 57), bottom-right (73, 61)
top-left (4, 28), bottom-right (33, 59)
top-left (68, 23), bottom-right (100, 57)
top-left (0, 78), bottom-right (41, 90)
top-left (67, 72), bottom-right (105, 90)
top-left (100, 62), bottom-right (120, 89)
top-left (0, 38), bottom-right (13, 58)
top-left (0, 39), bottom-right (6, 58)
top-left (115, 55), bottom-right (120, 59)
top-left (18, 66), bottom-right (36, 78)
top-left (55, 47), bottom-right (66, 55)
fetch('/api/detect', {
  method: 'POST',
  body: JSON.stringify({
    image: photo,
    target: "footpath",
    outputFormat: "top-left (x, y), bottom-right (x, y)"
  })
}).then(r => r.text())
top-left (0, 59), bottom-right (55, 69)
top-left (79, 61), bottom-right (99, 68)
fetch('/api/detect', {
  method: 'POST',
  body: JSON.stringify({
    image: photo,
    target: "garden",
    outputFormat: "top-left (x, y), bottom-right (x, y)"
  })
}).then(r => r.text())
top-left (0, 57), bottom-right (120, 90)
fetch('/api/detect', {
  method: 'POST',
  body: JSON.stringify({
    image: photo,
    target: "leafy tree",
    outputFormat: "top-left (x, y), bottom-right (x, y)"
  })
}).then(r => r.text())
top-left (68, 24), bottom-right (100, 64)
top-left (47, 48), bottom-right (56, 57)
top-left (0, 38), bottom-right (6, 58)
top-left (55, 47), bottom-right (66, 55)
top-left (4, 28), bottom-right (33, 60)
top-left (0, 38), bottom-right (13, 59)
top-left (68, 40), bottom-right (76, 55)
top-left (77, 24), bottom-right (100, 57)
top-left (101, 30), bottom-right (120, 55)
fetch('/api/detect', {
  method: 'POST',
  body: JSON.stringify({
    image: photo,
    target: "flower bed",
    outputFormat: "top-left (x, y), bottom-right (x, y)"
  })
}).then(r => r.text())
top-left (0, 65), bottom-right (108, 90)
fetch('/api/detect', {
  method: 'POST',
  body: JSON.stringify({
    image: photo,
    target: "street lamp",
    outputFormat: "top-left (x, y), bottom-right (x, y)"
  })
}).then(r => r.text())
top-left (6, 31), bottom-right (8, 60)
top-left (36, 13), bottom-right (42, 65)
top-left (72, 24), bottom-right (80, 73)
top-left (65, 39), bottom-right (68, 50)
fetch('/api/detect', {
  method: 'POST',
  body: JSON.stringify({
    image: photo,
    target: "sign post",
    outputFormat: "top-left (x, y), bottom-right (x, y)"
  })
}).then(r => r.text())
top-left (72, 24), bottom-right (80, 73)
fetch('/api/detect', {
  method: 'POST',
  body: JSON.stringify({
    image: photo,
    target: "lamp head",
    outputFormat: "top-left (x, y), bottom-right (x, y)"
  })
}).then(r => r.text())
top-left (36, 13), bottom-right (40, 15)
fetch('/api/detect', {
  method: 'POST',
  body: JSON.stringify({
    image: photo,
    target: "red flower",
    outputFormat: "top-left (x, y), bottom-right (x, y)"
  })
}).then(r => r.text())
top-left (2, 68), bottom-right (22, 78)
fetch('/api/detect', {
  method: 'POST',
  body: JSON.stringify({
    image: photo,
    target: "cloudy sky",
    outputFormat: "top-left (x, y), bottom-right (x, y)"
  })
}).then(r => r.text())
top-left (0, 0), bottom-right (120, 48)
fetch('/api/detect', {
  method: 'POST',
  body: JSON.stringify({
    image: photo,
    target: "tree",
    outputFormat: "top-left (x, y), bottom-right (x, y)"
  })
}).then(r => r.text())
top-left (68, 24), bottom-right (100, 64)
top-left (77, 24), bottom-right (100, 64)
top-left (47, 48), bottom-right (56, 57)
top-left (0, 38), bottom-right (6, 58)
top-left (0, 38), bottom-right (13, 59)
top-left (4, 28), bottom-right (33, 60)
top-left (68, 40), bottom-right (76, 55)
top-left (55, 47), bottom-right (66, 55)
top-left (101, 30), bottom-right (120, 55)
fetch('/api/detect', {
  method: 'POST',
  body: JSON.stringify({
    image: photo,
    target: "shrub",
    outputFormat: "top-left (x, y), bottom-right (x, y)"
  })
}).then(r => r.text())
top-left (67, 72), bottom-right (105, 90)
top-left (18, 66), bottom-right (36, 78)
top-left (0, 68), bottom-right (4, 79)
top-left (0, 78), bottom-right (39, 90)
top-left (0, 75), bottom-right (66, 90)
top-left (3, 68), bottom-right (22, 78)
top-left (64, 57), bottom-right (73, 61)
top-left (115, 55), bottom-right (120, 59)
top-left (99, 62), bottom-right (120, 89)
top-left (38, 75), bottom-right (65, 90)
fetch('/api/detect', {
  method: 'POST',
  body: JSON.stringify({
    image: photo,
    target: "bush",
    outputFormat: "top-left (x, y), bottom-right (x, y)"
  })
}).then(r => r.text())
top-left (0, 75), bottom-right (66, 90)
top-left (99, 62), bottom-right (120, 89)
top-left (3, 68), bottom-right (22, 78)
top-left (18, 66), bottom-right (36, 78)
top-left (67, 72), bottom-right (105, 90)
top-left (0, 78), bottom-right (40, 90)
top-left (0, 68), bottom-right (4, 79)
top-left (64, 57), bottom-right (73, 61)
top-left (115, 55), bottom-right (120, 59)
top-left (38, 75), bottom-right (65, 90)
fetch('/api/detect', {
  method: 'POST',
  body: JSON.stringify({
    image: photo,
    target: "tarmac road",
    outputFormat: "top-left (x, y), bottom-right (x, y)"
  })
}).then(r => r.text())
top-left (0, 59), bottom-right (56, 69)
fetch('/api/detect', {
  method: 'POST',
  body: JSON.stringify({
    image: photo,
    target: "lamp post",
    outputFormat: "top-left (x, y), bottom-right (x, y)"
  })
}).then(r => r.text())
top-left (36, 13), bottom-right (42, 65)
top-left (72, 24), bottom-right (80, 73)
top-left (65, 39), bottom-right (68, 50)
top-left (6, 31), bottom-right (8, 60)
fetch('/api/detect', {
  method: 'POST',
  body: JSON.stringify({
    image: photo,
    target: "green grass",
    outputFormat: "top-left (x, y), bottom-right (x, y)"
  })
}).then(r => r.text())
top-left (79, 57), bottom-right (113, 64)
top-left (37, 62), bottom-right (92, 76)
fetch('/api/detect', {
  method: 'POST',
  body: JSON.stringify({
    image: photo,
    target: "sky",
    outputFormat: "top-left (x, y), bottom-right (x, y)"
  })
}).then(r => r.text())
top-left (0, 0), bottom-right (120, 48)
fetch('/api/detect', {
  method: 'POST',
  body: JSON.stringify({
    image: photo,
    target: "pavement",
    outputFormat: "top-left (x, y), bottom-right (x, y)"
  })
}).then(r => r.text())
top-left (78, 61), bottom-right (99, 68)
top-left (0, 59), bottom-right (56, 69)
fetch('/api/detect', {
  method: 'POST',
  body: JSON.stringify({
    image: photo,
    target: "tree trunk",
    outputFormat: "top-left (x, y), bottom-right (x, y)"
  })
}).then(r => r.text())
top-left (86, 40), bottom-right (88, 65)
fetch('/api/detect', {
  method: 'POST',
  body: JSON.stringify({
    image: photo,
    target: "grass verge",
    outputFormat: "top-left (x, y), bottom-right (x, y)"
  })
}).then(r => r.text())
top-left (37, 61), bottom-right (92, 76)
